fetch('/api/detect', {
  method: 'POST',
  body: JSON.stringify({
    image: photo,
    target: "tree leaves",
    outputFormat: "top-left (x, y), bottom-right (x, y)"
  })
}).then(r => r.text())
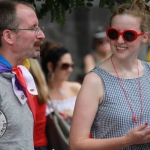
top-left (86, 2), bottom-right (93, 7)
top-left (99, 0), bottom-right (106, 8)
top-left (126, 0), bottom-right (132, 3)
top-left (26, 0), bottom-right (150, 26)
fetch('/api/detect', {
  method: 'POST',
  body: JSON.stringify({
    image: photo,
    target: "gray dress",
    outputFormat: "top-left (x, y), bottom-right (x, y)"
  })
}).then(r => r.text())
top-left (91, 61), bottom-right (150, 150)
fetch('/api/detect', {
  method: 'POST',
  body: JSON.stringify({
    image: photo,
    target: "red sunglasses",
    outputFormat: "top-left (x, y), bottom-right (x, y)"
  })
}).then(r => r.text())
top-left (60, 63), bottom-right (74, 70)
top-left (106, 27), bottom-right (144, 42)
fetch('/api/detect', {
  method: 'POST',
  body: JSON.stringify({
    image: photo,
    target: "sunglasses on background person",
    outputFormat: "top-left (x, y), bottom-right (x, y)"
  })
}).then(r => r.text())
top-left (106, 27), bottom-right (145, 42)
top-left (60, 63), bottom-right (74, 70)
top-left (96, 39), bottom-right (110, 45)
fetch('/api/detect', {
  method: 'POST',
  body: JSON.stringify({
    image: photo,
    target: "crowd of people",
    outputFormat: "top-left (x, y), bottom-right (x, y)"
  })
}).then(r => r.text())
top-left (1, 0), bottom-right (150, 150)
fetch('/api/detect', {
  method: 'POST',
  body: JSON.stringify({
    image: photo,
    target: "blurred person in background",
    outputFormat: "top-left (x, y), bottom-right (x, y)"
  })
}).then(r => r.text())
top-left (41, 40), bottom-right (81, 125)
top-left (84, 26), bottom-right (112, 73)
top-left (146, 44), bottom-right (150, 62)
top-left (29, 58), bottom-right (49, 150)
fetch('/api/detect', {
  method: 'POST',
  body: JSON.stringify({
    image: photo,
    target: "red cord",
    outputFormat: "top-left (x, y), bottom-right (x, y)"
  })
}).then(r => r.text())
top-left (111, 55), bottom-right (143, 126)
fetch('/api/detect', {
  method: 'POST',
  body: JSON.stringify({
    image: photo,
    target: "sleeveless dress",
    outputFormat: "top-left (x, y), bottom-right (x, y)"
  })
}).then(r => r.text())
top-left (50, 97), bottom-right (76, 113)
top-left (47, 97), bottom-right (76, 125)
top-left (90, 61), bottom-right (150, 150)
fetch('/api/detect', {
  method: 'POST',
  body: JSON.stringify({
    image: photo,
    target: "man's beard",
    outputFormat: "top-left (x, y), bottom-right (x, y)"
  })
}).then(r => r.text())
top-left (32, 41), bottom-right (43, 59)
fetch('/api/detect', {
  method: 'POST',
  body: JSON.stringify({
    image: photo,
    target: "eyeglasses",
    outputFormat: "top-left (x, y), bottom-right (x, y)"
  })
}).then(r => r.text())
top-left (106, 27), bottom-right (144, 42)
top-left (60, 63), bottom-right (74, 70)
top-left (8, 26), bottom-right (44, 36)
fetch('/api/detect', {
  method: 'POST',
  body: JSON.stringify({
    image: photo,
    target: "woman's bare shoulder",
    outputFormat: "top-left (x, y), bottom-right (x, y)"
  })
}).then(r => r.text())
top-left (84, 71), bottom-right (102, 85)
top-left (77, 72), bottom-right (103, 104)
top-left (84, 53), bottom-right (94, 62)
top-left (66, 81), bottom-right (81, 92)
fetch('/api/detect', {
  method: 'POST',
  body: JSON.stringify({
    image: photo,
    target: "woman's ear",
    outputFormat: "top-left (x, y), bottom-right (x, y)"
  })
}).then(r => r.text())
top-left (47, 62), bottom-right (53, 73)
top-left (141, 32), bottom-right (149, 44)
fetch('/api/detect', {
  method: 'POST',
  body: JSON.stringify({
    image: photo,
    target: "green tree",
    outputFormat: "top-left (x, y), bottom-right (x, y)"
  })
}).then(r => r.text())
top-left (26, 0), bottom-right (150, 26)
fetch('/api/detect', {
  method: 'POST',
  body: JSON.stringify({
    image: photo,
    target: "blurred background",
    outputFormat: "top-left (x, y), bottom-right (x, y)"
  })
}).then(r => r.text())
top-left (38, 0), bottom-right (148, 81)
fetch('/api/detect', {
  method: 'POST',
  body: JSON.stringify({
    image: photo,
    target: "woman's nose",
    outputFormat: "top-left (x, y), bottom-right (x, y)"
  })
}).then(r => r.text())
top-left (116, 35), bottom-right (125, 44)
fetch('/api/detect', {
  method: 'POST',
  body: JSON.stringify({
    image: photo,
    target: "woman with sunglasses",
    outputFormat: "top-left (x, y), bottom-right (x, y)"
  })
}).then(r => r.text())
top-left (41, 40), bottom-right (81, 125)
top-left (70, 0), bottom-right (150, 149)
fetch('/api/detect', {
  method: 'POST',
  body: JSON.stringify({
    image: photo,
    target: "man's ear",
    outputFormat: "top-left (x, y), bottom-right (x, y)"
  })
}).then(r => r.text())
top-left (141, 32), bottom-right (149, 44)
top-left (2, 30), bottom-right (14, 44)
top-left (47, 62), bottom-right (53, 72)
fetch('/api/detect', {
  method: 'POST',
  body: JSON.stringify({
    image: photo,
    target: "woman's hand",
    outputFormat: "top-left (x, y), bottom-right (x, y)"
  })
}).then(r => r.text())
top-left (124, 123), bottom-right (150, 145)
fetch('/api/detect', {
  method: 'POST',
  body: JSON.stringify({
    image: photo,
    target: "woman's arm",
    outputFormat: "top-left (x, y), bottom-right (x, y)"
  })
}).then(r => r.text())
top-left (69, 72), bottom-right (150, 150)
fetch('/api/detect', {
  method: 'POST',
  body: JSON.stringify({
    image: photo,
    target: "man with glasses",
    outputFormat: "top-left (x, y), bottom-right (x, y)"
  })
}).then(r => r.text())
top-left (0, 0), bottom-right (45, 149)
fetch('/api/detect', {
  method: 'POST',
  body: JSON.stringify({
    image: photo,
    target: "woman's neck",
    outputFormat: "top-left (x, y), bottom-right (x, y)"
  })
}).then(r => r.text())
top-left (111, 55), bottom-right (138, 71)
top-left (48, 78), bottom-right (64, 90)
top-left (110, 55), bottom-right (144, 79)
top-left (48, 78), bottom-right (68, 100)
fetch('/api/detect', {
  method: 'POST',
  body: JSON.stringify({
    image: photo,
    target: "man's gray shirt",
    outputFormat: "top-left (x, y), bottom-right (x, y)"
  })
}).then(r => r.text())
top-left (0, 72), bottom-right (34, 150)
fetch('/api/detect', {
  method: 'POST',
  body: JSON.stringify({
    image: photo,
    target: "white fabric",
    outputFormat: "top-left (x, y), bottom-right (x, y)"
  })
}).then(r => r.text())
top-left (12, 65), bottom-right (38, 105)
top-left (12, 77), bottom-right (27, 105)
top-left (46, 97), bottom-right (76, 115)
top-left (94, 31), bottom-right (106, 38)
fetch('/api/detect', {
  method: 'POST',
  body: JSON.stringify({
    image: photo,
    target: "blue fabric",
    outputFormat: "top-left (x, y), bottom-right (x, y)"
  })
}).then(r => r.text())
top-left (0, 55), bottom-right (12, 70)
top-left (34, 146), bottom-right (48, 150)
top-left (0, 55), bottom-right (25, 93)
top-left (90, 61), bottom-right (150, 150)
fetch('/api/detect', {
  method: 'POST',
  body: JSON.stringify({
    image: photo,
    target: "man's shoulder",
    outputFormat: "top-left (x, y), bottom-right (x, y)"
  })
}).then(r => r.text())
top-left (0, 72), bottom-right (14, 80)
top-left (0, 73), bottom-right (14, 92)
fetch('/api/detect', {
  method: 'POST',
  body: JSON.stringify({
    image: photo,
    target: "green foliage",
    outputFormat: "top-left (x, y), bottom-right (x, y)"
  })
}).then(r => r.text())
top-left (103, 0), bottom-right (115, 10)
top-left (126, 0), bottom-right (132, 3)
top-left (25, 0), bottom-right (150, 26)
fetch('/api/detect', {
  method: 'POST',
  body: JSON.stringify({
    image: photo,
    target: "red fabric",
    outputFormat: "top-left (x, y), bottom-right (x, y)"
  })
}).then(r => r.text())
top-left (89, 133), bottom-right (93, 138)
top-left (33, 96), bottom-right (48, 147)
top-left (12, 67), bottom-right (36, 120)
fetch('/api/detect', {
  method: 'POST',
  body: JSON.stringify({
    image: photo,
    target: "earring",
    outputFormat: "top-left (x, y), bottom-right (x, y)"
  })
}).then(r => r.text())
top-left (47, 72), bottom-right (52, 80)
top-left (47, 72), bottom-right (54, 80)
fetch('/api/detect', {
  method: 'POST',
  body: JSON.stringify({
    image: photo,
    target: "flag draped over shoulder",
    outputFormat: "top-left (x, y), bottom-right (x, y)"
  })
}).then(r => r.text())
top-left (0, 55), bottom-right (37, 120)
